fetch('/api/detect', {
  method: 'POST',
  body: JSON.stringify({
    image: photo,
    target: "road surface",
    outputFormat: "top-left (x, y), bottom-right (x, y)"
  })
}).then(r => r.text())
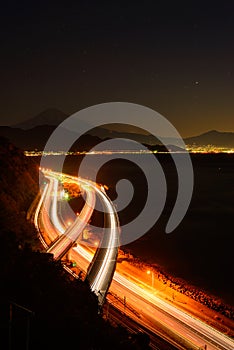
top-left (33, 170), bottom-right (234, 350)
top-left (47, 180), bottom-right (96, 260)
top-left (39, 170), bottom-right (119, 306)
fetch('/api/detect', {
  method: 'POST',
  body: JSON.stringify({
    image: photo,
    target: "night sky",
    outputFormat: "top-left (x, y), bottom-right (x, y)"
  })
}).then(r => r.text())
top-left (0, 1), bottom-right (233, 136)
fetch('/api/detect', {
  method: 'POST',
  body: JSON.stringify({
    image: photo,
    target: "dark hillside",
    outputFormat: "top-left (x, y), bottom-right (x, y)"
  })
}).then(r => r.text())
top-left (0, 137), bottom-right (39, 245)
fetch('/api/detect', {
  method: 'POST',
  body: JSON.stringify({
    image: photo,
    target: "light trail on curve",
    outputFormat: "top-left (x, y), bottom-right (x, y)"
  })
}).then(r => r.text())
top-left (50, 176), bottom-right (65, 234)
top-left (38, 176), bottom-right (59, 242)
top-left (44, 171), bottom-right (119, 305)
top-left (33, 170), bottom-right (234, 350)
top-left (47, 182), bottom-right (96, 260)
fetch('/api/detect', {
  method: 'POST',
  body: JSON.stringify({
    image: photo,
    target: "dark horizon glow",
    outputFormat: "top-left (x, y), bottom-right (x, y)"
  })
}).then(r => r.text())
top-left (0, 1), bottom-right (234, 137)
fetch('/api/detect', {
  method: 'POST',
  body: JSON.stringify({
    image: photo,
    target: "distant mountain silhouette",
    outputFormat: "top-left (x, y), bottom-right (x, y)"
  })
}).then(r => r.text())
top-left (1, 108), bottom-right (234, 150)
top-left (89, 127), bottom-right (160, 145)
top-left (13, 108), bottom-right (68, 129)
top-left (184, 130), bottom-right (234, 147)
top-left (1, 125), bottom-right (234, 150)
top-left (0, 125), bottom-right (56, 150)
top-left (3, 108), bottom-right (161, 149)
top-left (0, 125), bottom-right (103, 151)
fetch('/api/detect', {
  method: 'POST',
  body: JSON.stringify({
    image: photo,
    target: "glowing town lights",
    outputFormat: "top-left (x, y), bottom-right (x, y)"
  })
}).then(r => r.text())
top-left (25, 146), bottom-right (234, 156)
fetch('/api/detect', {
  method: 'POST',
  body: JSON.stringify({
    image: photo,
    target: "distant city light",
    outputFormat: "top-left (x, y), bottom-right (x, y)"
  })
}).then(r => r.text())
top-left (24, 146), bottom-right (234, 157)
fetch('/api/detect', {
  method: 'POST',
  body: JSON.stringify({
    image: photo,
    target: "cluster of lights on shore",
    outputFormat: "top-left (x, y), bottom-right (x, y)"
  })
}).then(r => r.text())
top-left (25, 145), bottom-right (234, 157)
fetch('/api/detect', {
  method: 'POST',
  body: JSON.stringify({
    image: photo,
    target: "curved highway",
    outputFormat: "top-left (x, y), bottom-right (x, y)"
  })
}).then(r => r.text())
top-left (33, 170), bottom-right (234, 350)
top-left (37, 170), bottom-right (119, 306)
top-left (47, 180), bottom-right (96, 260)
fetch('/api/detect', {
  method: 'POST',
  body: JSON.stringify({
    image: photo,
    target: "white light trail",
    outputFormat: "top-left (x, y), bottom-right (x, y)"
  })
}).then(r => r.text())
top-left (47, 176), bottom-right (65, 234)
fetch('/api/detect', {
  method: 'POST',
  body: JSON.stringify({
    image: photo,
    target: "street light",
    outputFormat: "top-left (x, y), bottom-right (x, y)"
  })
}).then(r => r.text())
top-left (146, 270), bottom-right (154, 288)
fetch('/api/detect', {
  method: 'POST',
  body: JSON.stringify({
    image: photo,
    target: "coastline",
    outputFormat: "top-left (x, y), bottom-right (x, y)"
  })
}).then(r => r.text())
top-left (118, 249), bottom-right (234, 338)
